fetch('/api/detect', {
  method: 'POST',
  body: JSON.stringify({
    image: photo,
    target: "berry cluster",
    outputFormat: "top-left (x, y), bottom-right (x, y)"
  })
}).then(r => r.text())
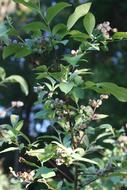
top-left (56, 147), bottom-right (73, 166)
top-left (97, 21), bottom-right (117, 38)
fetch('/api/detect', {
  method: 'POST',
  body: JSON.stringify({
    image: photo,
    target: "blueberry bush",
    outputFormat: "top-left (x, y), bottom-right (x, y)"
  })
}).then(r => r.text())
top-left (0, 1), bottom-right (127, 189)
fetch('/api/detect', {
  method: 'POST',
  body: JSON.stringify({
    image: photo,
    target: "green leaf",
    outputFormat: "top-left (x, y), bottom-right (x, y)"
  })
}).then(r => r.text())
top-left (3, 75), bottom-right (29, 95)
top-left (85, 81), bottom-right (127, 102)
top-left (10, 114), bottom-right (19, 127)
top-left (0, 67), bottom-right (6, 80)
top-left (63, 54), bottom-right (84, 66)
top-left (3, 44), bottom-right (19, 59)
top-left (0, 147), bottom-right (19, 154)
top-left (75, 148), bottom-right (85, 156)
top-left (23, 21), bottom-right (48, 32)
top-left (69, 30), bottom-right (89, 41)
top-left (8, 28), bottom-right (19, 37)
top-left (35, 110), bottom-right (48, 119)
top-left (59, 82), bottom-right (74, 94)
top-left (80, 41), bottom-right (100, 51)
top-left (52, 24), bottom-right (67, 39)
top-left (15, 120), bottom-right (24, 131)
top-left (113, 32), bottom-right (127, 40)
top-left (96, 132), bottom-right (111, 141)
top-left (108, 171), bottom-right (127, 177)
top-left (3, 44), bottom-right (32, 59)
top-left (72, 153), bottom-right (99, 166)
top-left (15, 46), bottom-right (32, 58)
top-left (67, 3), bottom-right (92, 30)
top-left (93, 114), bottom-right (109, 120)
top-left (35, 167), bottom-right (56, 179)
top-left (85, 81), bottom-right (97, 88)
top-left (0, 22), bottom-right (8, 37)
top-left (98, 124), bottom-right (114, 135)
top-left (13, 0), bottom-right (39, 12)
top-left (52, 24), bottom-right (67, 35)
top-left (19, 132), bottom-right (31, 144)
top-left (0, 22), bottom-right (9, 45)
top-left (27, 145), bottom-right (56, 163)
top-left (72, 87), bottom-right (85, 103)
top-left (46, 2), bottom-right (71, 24)
top-left (38, 144), bottom-right (56, 163)
top-left (83, 12), bottom-right (95, 35)
top-left (97, 82), bottom-right (127, 102)
top-left (19, 157), bottom-right (39, 168)
top-left (26, 149), bottom-right (45, 157)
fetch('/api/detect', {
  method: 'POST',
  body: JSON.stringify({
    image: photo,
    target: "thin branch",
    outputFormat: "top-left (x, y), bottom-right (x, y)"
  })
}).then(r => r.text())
top-left (49, 161), bottom-right (73, 183)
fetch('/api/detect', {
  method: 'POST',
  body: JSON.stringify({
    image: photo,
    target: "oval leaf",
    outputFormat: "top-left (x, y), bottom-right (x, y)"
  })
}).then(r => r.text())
top-left (85, 81), bottom-right (127, 102)
top-left (59, 82), bottom-right (74, 94)
top-left (67, 3), bottom-right (92, 30)
top-left (46, 2), bottom-right (71, 24)
top-left (63, 54), bottom-right (84, 66)
top-left (83, 12), bottom-right (95, 35)
top-left (23, 21), bottom-right (48, 32)
top-left (3, 44), bottom-right (32, 59)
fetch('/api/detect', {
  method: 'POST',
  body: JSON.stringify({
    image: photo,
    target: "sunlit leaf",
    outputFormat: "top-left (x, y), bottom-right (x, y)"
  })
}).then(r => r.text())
top-left (35, 167), bottom-right (56, 179)
top-left (59, 82), bottom-right (74, 94)
top-left (3, 75), bottom-right (29, 95)
top-left (0, 67), bottom-right (6, 80)
top-left (67, 3), bottom-right (92, 30)
top-left (83, 12), bottom-right (95, 35)
top-left (0, 147), bottom-right (19, 154)
top-left (113, 32), bottom-right (127, 40)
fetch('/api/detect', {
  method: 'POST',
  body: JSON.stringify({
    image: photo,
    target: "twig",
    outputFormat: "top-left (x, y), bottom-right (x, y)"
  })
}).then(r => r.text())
top-left (49, 161), bottom-right (73, 183)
